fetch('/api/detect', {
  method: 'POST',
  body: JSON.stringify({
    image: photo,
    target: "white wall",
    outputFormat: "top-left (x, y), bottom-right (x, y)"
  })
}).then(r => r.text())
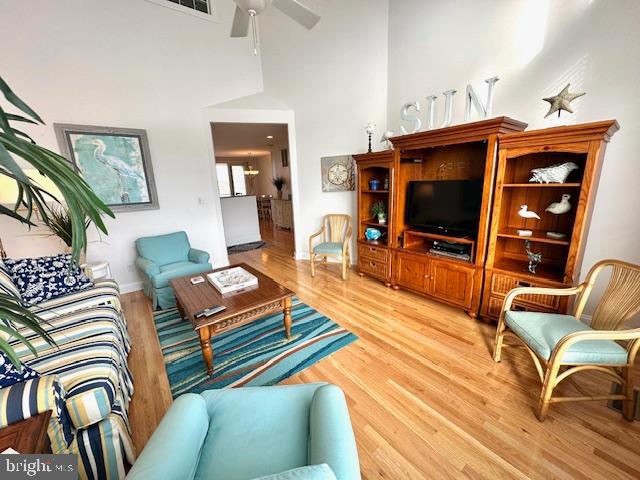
top-left (213, 0), bottom-right (390, 260)
top-left (0, 0), bottom-right (264, 291)
top-left (387, 0), bottom-right (640, 308)
top-left (220, 196), bottom-right (261, 246)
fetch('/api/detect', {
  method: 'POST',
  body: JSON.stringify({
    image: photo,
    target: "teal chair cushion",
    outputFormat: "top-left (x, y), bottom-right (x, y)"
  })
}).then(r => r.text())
top-left (313, 242), bottom-right (343, 255)
top-left (195, 384), bottom-right (323, 480)
top-left (151, 261), bottom-right (212, 288)
top-left (126, 394), bottom-right (209, 480)
top-left (505, 311), bottom-right (628, 365)
top-left (251, 464), bottom-right (337, 480)
top-left (136, 231), bottom-right (191, 266)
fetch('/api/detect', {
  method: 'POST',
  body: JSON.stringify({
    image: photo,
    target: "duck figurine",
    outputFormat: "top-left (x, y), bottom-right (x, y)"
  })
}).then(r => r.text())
top-left (546, 194), bottom-right (572, 215)
top-left (518, 205), bottom-right (541, 220)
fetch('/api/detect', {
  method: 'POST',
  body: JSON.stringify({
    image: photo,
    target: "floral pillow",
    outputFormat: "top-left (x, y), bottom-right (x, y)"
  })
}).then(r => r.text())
top-left (4, 254), bottom-right (94, 305)
top-left (0, 350), bottom-right (39, 388)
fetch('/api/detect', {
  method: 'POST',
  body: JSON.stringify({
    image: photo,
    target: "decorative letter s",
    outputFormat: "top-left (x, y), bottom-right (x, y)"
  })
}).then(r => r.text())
top-left (400, 101), bottom-right (422, 134)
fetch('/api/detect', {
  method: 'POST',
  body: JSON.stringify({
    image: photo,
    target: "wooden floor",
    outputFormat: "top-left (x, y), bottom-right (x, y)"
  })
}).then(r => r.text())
top-left (125, 226), bottom-right (640, 480)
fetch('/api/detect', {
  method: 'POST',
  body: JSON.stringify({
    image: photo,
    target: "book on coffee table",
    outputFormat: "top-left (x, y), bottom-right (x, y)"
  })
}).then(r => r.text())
top-left (207, 266), bottom-right (258, 294)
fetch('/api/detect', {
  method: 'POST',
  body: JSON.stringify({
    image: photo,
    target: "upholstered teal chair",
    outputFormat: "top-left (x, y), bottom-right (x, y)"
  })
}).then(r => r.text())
top-left (135, 231), bottom-right (212, 309)
top-left (493, 259), bottom-right (640, 422)
top-left (127, 383), bottom-right (360, 480)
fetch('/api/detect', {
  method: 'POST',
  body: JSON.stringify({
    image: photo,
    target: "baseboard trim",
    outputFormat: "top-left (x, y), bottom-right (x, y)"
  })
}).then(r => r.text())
top-left (120, 281), bottom-right (143, 294)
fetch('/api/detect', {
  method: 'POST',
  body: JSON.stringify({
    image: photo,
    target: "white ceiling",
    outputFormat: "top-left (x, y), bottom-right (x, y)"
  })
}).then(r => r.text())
top-left (211, 122), bottom-right (289, 157)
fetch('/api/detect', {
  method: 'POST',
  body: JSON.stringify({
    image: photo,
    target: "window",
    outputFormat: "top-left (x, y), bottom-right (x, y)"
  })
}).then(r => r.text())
top-left (216, 164), bottom-right (231, 197)
top-left (231, 166), bottom-right (247, 196)
top-left (216, 164), bottom-right (248, 197)
top-left (166, 0), bottom-right (210, 14)
top-left (145, 0), bottom-right (215, 21)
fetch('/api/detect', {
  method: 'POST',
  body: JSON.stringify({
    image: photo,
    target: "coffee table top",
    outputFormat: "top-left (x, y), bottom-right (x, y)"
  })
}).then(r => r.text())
top-left (170, 263), bottom-right (294, 329)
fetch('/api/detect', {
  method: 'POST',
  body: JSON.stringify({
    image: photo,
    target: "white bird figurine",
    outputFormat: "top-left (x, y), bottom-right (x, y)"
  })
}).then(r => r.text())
top-left (545, 194), bottom-right (572, 215)
top-left (518, 205), bottom-right (541, 220)
top-left (380, 130), bottom-right (394, 149)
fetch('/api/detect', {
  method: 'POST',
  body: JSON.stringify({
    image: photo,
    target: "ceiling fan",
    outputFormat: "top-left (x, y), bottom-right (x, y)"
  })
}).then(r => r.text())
top-left (230, 0), bottom-right (321, 55)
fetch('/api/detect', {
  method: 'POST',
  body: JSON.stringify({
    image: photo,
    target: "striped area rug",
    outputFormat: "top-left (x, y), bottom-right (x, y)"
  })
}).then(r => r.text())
top-left (153, 297), bottom-right (357, 397)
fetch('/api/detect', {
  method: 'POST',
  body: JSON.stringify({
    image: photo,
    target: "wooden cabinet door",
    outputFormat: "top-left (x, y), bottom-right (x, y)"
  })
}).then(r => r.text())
top-left (394, 252), bottom-right (428, 292)
top-left (428, 259), bottom-right (474, 308)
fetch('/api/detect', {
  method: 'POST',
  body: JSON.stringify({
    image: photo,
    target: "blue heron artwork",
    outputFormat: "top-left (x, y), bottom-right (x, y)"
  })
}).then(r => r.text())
top-left (56, 124), bottom-right (159, 212)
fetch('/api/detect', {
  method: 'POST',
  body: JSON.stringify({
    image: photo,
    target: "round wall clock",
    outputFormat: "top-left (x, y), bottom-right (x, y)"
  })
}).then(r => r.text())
top-left (328, 162), bottom-right (348, 186)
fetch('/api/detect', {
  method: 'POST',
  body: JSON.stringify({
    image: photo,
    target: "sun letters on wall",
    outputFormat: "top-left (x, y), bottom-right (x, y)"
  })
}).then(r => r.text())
top-left (321, 155), bottom-right (355, 192)
top-left (55, 124), bottom-right (159, 212)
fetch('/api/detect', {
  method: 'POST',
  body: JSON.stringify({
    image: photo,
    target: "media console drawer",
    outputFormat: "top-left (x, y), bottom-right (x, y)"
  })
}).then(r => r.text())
top-left (359, 256), bottom-right (389, 280)
top-left (358, 244), bottom-right (389, 263)
top-left (486, 295), bottom-right (557, 319)
top-left (490, 273), bottom-right (560, 310)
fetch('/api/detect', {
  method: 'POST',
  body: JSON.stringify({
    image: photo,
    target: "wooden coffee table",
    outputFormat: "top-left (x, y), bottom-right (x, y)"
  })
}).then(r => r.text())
top-left (170, 263), bottom-right (294, 376)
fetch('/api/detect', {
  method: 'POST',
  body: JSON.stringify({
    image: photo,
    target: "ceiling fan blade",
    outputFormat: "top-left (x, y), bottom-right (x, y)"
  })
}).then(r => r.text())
top-left (271, 0), bottom-right (321, 30)
top-left (230, 6), bottom-right (250, 37)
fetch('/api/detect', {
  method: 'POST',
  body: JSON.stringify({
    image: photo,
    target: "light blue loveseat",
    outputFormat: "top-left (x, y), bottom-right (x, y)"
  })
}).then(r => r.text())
top-left (135, 231), bottom-right (212, 309)
top-left (127, 383), bottom-right (361, 480)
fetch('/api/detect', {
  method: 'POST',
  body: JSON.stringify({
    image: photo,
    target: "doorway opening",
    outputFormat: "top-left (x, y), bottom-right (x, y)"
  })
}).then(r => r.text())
top-left (211, 122), bottom-right (294, 256)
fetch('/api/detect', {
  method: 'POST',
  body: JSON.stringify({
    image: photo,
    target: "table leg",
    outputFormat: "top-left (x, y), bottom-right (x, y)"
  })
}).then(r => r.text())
top-left (283, 297), bottom-right (292, 339)
top-left (176, 300), bottom-right (187, 321)
top-left (198, 327), bottom-right (214, 376)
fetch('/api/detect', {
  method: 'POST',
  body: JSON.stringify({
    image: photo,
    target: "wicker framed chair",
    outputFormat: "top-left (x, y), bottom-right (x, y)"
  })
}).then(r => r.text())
top-left (493, 259), bottom-right (640, 421)
top-left (309, 214), bottom-right (352, 280)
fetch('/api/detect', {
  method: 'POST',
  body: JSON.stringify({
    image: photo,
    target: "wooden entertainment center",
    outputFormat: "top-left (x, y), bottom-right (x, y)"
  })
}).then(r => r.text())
top-left (353, 117), bottom-right (619, 320)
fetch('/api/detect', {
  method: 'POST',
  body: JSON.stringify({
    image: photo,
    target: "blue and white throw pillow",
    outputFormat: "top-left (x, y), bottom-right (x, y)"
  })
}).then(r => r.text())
top-left (0, 350), bottom-right (39, 388)
top-left (4, 254), bottom-right (94, 305)
top-left (0, 260), bottom-right (22, 300)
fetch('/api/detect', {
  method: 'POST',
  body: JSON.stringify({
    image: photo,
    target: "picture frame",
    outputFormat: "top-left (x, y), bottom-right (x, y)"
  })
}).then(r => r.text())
top-left (281, 148), bottom-right (289, 168)
top-left (321, 155), bottom-right (355, 192)
top-left (54, 124), bottom-right (159, 212)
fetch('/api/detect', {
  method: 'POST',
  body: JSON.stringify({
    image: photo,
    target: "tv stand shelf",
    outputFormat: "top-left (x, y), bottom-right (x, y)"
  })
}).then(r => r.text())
top-left (402, 230), bottom-right (475, 262)
top-left (496, 228), bottom-right (570, 246)
top-left (361, 219), bottom-right (388, 228)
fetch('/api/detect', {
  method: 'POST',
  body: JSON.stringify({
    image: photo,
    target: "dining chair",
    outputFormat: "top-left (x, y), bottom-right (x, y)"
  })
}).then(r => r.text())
top-left (309, 214), bottom-right (352, 280)
top-left (493, 259), bottom-right (640, 421)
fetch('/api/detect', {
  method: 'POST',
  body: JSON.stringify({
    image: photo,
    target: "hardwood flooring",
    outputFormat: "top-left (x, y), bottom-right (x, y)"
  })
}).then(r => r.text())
top-left (125, 227), bottom-right (640, 479)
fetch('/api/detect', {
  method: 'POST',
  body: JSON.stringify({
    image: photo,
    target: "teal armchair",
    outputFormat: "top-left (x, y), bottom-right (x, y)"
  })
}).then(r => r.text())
top-left (127, 383), bottom-right (361, 480)
top-left (135, 231), bottom-right (212, 309)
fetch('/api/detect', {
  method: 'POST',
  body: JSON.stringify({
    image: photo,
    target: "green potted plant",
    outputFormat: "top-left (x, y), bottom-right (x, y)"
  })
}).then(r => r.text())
top-left (0, 76), bottom-right (113, 367)
top-left (371, 201), bottom-right (387, 224)
top-left (41, 204), bottom-right (91, 255)
top-left (272, 176), bottom-right (286, 199)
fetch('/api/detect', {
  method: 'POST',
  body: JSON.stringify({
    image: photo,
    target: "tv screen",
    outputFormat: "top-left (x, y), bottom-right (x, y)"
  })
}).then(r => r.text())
top-left (405, 180), bottom-right (483, 236)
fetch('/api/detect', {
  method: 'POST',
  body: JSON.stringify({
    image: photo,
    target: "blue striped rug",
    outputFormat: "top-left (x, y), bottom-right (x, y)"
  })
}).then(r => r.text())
top-left (153, 297), bottom-right (357, 397)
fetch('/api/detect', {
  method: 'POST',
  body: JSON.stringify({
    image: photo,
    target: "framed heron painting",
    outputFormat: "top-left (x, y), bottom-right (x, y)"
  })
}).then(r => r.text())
top-left (54, 124), bottom-right (159, 212)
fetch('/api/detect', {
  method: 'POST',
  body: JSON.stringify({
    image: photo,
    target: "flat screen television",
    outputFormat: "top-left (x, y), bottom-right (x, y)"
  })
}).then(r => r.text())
top-left (405, 179), bottom-right (483, 237)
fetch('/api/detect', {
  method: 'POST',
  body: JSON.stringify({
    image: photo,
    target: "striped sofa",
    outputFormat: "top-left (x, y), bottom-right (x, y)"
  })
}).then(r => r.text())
top-left (0, 264), bottom-right (134, 480)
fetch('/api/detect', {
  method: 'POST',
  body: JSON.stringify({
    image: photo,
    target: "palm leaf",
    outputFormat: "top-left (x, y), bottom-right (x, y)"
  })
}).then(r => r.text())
top-left (0, 76), bottom-right (44, 124)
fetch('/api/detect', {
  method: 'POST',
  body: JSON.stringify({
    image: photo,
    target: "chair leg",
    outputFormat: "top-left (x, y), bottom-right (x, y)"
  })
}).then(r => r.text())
top-left (537, 363), bottom-right (560, 421)
top-left (342, 255), bottom-right (347, 280)
top-left (310, 253), bottom-right (316, 278)
top-left (624, 366), bottom-right (635, 421)
top-left (493, 316), bottom-right (506, 362)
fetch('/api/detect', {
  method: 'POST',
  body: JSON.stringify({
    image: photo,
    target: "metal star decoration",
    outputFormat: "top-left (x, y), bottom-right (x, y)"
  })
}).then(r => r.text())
top-left (542, 83), bottom-right (586, 118)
